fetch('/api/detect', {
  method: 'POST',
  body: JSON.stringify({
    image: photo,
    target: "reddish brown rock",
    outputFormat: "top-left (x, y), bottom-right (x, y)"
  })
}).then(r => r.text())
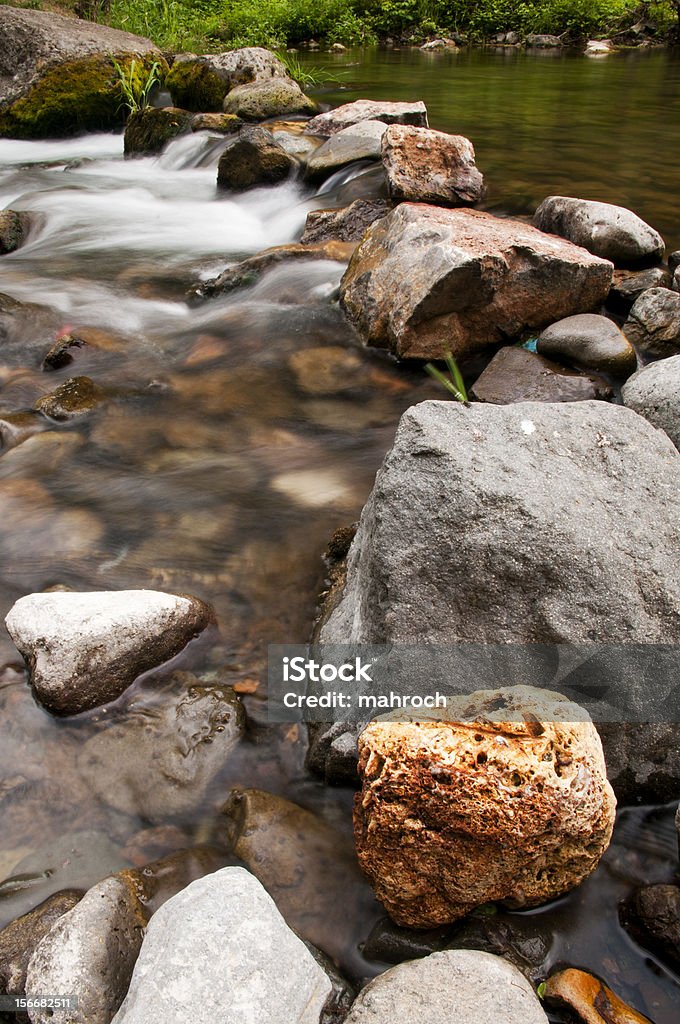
top-left (543, 968), bottom-right (652, 1024)
top-left (381, 125), bottom-right (485, 206)
top-left (354, 686), bottom-right (616, 928)
top-left (340, 205), bottom-right (613, 359)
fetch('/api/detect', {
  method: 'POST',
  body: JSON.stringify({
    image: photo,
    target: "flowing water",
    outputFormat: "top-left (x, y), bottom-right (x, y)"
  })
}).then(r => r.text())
top-left (0, 45), bottom-right (678, 1019)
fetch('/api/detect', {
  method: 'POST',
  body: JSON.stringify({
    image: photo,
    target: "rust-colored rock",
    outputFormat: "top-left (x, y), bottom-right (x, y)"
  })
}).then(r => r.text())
top-left (543, 968), bottom-right (652, 1024)
top-left (340, 205), bottom-right (613, 360)
top-left (354, 686), bottom-right (616, 928)
top-left (381, 125), bottom-right (485, 206)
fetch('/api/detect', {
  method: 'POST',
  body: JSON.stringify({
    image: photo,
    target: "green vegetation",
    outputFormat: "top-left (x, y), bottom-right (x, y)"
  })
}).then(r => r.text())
top-left (111, 56), bottom-right (163, 115)
top-left (24, 1), bottom-right (680, 50)
top-left (425, 353), bottom-right (470, 405)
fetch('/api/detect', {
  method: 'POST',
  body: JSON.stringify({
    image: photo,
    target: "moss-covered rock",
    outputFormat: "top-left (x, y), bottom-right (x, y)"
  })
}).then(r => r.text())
top-left (167, 48), bottom-right (291, 112)
top-left (124, 106), bottom-right (193, 156)
top-left (0, 211), bottom-right (30, 254)
top-left (166, 60), bottom-right (226, 113)
top-left (223, 80), bottom-right (317, 121)
top-left (191, 112), bottom-right (242, 134)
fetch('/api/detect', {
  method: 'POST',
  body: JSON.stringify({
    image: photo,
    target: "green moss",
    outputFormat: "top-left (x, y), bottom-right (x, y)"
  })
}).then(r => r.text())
top-left (124, 106), bottom-right (193, 155)
top-left (165, 61), bottom-right (226, 113)
top-left (0, 53), bottom-right (168, 139)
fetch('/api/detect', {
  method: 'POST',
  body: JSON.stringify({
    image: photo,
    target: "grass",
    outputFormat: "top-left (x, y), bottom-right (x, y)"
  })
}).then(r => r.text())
top-left (111, 56), bottom-right (163, 115)
top-left (425, 352), bottom-right (470, 405)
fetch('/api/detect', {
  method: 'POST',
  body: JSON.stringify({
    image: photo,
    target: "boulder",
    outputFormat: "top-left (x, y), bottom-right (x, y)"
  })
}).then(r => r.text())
top-left (420, 38), bottom-right (458, 51)
top-left (622, 353), bottom-right (680, 448)
top-left (585, 39), bottom-right (615, 55)
top-left (79, 673), bottom-right (244, 820)
top-left (190, 240), bottom-right (355, 301)
top-left (5, 590), bottom-right (214, 715)
top-left (339, 205), bottom-right (613, 360)
top-left (303, 121), bottom-right (387, 181)
top-left (620, 884), bottom-right (680, 971)
top-left (670, 251), bottom-right (680, 272)
top-left (526, 34), bottom-right (562, 47)
top-left (381, 125), bottom-right (485, 206)
top-left (623, 287), bottom-right (680, 357)
top-left (536, 313), bottom-right (637, 376)
top-left (111, 867), bottom-right (332, 1024)
top-left (533, 196), bottom-right (665, 268)
top-left (0, 891), bottom-right (83, 1000)
top-left (355, 685), bottom-right (615, 927)
top-left (124, 106), bottom-right (192, 156)
top-left (167, 48), bottom-right (290, 111)
top-left (25, 876), bottom-right (148, 1024)
top-left (608, 266), bottom-right (673, 311)
top-left (0, 7), bottom-right (163, 138)
top-left (216, 126), bottom-right (298, 189)
top-left (305, 99), bottom-right (428, 138)
top-left (190, 112), bottom-right (242, 134)
top-left (223, 78), bottom-right (317, 120)
top-left (301, 199), bottom-right (392, 244)
top-left (0, 210), bottom-right (30, 254)
top-left (343, 950), bottom-right (548, 1024)
top-left (470, 346), bottom-right (612, 403)
top-left (34, 376), bottom-right (107, 420)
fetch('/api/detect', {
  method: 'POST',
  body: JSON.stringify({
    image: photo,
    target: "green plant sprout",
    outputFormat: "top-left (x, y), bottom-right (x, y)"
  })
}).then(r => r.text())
top-left (277, 52), bottom-right (344, 87)
top-left (111, 57), bottom-right (163, 115)
top-left (424, 351), bottom-right (470, 405)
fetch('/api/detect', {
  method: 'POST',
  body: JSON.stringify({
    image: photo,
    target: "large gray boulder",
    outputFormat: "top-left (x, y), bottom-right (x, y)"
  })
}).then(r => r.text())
top-left (623, 287), bottom-right (680, 358)
top-left (303, 121), bottom-right (387, 181)
top-left (622, 354), bottom-right (680, 449)
top-left (111, 867), bottom-right (332, 1024)
top-left (166, 47), bottom-right (290, 111)
top-left (533, 196), bottom-right (665, 268)
top-left (340, 205), bottom-right (613, 360)
top-left (223, 79), bottom-right (316, 120)
top-left (343, 950), bottom-right (547, 1024)
top-left (5, 589), bottom-right (214, 715)
top-left (381, 125), bottom-right (485, 206)
top-left (305, 99), bottom-right (428, 138)
top-left (0, 7), bottom-right (162, 138)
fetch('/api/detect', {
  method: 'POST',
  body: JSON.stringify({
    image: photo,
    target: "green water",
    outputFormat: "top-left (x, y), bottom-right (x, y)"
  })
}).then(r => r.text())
top-left (304, 45), bottom-right (680, 249)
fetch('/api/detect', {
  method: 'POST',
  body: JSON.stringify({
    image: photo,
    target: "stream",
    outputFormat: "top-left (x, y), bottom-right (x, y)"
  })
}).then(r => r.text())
top-left (0, 45), bottom-right (678, 1022)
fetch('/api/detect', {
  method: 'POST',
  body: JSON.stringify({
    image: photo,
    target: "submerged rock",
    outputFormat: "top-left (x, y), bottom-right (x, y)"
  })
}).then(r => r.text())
top-left (470, 346), bottom-right (612, 403)
top-left (0, 210), bottom-right (30, 254)
top-left (620, 884), bottom-right (680, 971)
top-left (355, 686), bottom-right (615, 927)
top-left (623, 287), bottom-right (680, 357)
top-left (381, 125), bottom-right (485, 206)
top-left (79, 675), bottom-right (244, 820)
top-left (343, 950), bottom-right (548, 1024)
top-left (543, 968), bottom-right (652, 1024)
top-left (303, 121), bottom-right (387, 181)
top-left (288, 345), bottom-right (365, 395)
top-left (167, 48), bottom-right (290, 112)
top-left (34, 375), bottom-right (107, 420)
top-left (0, 7), bottom-right (163, 138)
top-left (536, 313), bottom-right (637, 376)
top-left (25, 875), bottom-right (147, 1024)
top-left (533, 196), bottom-right (665, 268)
top-left (216, 126), bottom-right (298, 189)
top-left (301, 199), bottom-right (392, 244)
top-left (340, 205), bottom-right (613, 360)
top-left (622, 354), bottom-right (680, 449)
top-left (5, 590), bottom-right (214, 715)
top-left (305, 99), bottom-right (428, 138)
top-left (124, 106), bottom-right (192, 156)
top-left (111, 867), bottom-right (332, 1024)
top-left (0, 890), bottom-right (83, 1000)
top-left (223, 78), bottom-right (316, 120)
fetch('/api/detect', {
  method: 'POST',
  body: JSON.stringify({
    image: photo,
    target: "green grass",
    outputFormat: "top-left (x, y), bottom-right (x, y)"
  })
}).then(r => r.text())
top-left (425, 352), bottom-right (470, 405)
top-left (111, 56), bottom-right (163, 114)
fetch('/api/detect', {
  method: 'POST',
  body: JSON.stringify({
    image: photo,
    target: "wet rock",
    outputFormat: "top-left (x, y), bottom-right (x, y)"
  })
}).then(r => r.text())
top-left (381, 125), bottom-right (485, 206)
top-left (585, 39), bottom-right (616, 55)
top-left (124, 845), bottom-right (230, 915)
top-left (167, 48), bottom-right (291, 112)
top-left (526, 34), bottom-right (562, 47)
top-left (536, 313), bottom-right (637, 376)
top-left (361, 916), bottom-right (451, 964)
top-left (216, 126), bottom-right (298, 189)
top-left (5, 590), bottom-right (214, 715)
top-left (340, 205), bottom-right (613, 360)
top-left (0, 890), bottom-right (83, 999)
top-left (288, 345), bottom-right (365, 395)
top-left (543, 968), bottom-right (652, 1024)
top-left (220, 788), bottom-right (373, 965)
top-left (597, 721), bottom-right (680, 806)
top-left (79, 676), bottom-right (244, 820)
top-left (303, 942), bottom-right (355, 1024)
top-left (446, 912), bottom-right (551, 979)
top-left (271, 123), bottom-right (320, 159)
top-left (223, 78), bottom-right (317, 120)
top-left (306, 720), bottom-right (364, 785)
top-left (0, 412), bottom-right (45, 453)
top-left (0, 479), bottom-right (103, 571)
top-left (304, 120), bottom-right (387, 181)
top-left (121, 826), bottom-right (190, 867)
top-left (623, 287), bottom-right (680, 357)
top-left (0, 431), bottom-right (84, 477)
top-left (343, 950), bottom-right (548, 1024)
top-left (670, 251), bottom-right (680, 272)
top-left (533, 196), bottom-right (665, 268)
top-left (0, 210), bottom-right (29, 254)
top-left (355, 686), bottom-right (615, 927)
top-left (111, 867), bottom-right (332, 1024)
top-left (301, 199), bottom-right (392, 244)
top-left (609, 266), bottom-right (673, 311)
top-left (190, 112), bottom-right (241, 134)
top-left (620, 884), bottom-right (680, 971)
top-left (470, 346), bottom-right (613, 403)
top-left (25, 875), bottom-right (148, 1024)
top-left (305, 99), bottom-right (429, 138)
top-left (124, 106), bottom-right (192, 156)
top-left (0, 7), bottom-right (163, 138)
top-left (622, 354), bottom-right (680, 449)
top-left (41, 327), bottom-right (128, 371)
top-left (33, 376), bottom-right (107, 420)
top-left (191, 240), bottom-right (355, 300)
top-left (420, 38), bottom-right (458, 50)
